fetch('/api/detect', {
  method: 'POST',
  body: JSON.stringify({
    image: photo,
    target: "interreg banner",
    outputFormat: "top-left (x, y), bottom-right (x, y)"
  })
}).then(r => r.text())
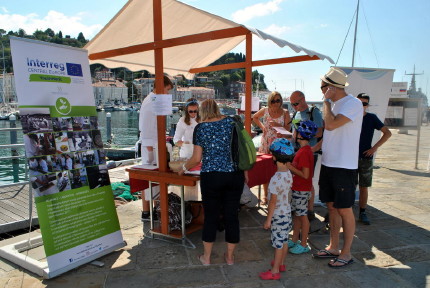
top-left (10, 37), bottom-right (124, 277)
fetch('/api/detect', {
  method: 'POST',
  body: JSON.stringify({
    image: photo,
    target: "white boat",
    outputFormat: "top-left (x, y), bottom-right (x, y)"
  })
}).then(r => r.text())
top-left (0, 104), bottom-right (18, 120)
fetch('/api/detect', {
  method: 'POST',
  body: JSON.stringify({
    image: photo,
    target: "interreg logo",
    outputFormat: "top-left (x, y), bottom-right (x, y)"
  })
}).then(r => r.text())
top-left (55, 97), bottom-right (72, 115)
top-left (26, 58), bottom-right (83, 77)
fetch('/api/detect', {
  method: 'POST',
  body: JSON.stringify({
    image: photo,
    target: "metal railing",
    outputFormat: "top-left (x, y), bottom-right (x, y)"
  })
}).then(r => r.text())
top-left (0, 115), bottom-right (33, 233)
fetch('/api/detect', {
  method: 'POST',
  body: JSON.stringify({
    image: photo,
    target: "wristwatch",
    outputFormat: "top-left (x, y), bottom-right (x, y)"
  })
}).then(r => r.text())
top-left (324, 99), bottom-right (331, 103)
top-left (182, 163), bottom-right (188, 173)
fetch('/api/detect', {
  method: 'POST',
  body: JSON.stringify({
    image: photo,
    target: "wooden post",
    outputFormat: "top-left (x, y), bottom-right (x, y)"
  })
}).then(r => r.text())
top-left (245, 32), bottom-right (252, 134)
top-left (153, 0), bottom-right (169, 234)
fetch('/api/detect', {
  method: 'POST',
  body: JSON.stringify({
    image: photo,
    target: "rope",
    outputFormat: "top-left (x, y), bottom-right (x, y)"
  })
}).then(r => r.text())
top-left (362, 1), bottom-right (380, 67)
top-left (335, 7), bottom-right (358, 66)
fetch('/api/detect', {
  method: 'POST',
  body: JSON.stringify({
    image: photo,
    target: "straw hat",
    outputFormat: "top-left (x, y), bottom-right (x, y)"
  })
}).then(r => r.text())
top-left (321, 67), bottom-right (349, 88)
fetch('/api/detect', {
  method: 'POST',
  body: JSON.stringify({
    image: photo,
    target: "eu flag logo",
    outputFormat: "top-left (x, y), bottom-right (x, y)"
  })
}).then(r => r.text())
top-left (66, 63), bottom-right (83, 77)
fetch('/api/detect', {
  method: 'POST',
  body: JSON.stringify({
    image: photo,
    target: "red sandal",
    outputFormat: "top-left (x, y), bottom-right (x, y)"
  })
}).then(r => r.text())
top-left (259, 270), bottom-right (280, 280)
top-left (270, 260), bottom-right (286, 272)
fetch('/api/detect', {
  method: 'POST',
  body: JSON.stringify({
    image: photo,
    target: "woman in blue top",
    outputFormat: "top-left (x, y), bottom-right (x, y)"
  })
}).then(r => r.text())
top-left (179, 99), bottom-right (245, 266)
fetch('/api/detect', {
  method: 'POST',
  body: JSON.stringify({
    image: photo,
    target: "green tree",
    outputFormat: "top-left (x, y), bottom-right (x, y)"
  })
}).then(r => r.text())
top-left (44, 28), bottom-right (55, 37)
top-left (33, 30), bottom-right (48, 41)
top-left (18, 29), bottom-right (26, 37)
top-left (57, 31), bottom-right (63, 38)
top-left (220, 74), bottom-right (230, 86)
top-left (77, 32), bottom-right (86, 43)
top-left (230, 72), bottom-right (241, 82)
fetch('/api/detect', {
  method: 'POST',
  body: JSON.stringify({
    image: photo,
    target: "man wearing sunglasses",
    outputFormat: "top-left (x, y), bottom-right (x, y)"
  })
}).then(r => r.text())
top-left (313, 67), bottom-right (362, 268)
top-left (289, 91), bottom-right (324, 221)
top-left (356, 93), bottom-right (391, 225)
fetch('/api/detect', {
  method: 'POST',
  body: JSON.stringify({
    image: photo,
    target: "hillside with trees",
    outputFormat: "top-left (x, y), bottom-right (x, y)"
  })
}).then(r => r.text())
top-left (1, 29), bottom-right (267, 98)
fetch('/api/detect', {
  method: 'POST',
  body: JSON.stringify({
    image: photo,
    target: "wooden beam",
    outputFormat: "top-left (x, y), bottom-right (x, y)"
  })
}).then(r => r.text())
top-left (189, 62), bottom-right (246, 74)
top-left (252, 55), bottom-right (321, 66)
top-left (88, 26), bottom-right (248, 60)
top-left (245, 33), bottom-right (252, 134)
top-left (189, 55), bottom-right (321, 74)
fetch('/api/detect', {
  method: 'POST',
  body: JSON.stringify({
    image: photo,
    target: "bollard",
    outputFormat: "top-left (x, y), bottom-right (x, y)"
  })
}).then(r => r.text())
top-left (427, 153), bottom-right (430, 172)
top-left (106, 112), bottom-right (112, 143)
top-left (9, 114), bottom-right (19, 182)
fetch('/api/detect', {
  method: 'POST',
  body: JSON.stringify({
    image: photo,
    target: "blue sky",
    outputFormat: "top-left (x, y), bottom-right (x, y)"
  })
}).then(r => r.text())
top-left (1, 0), bottom-right (429, 101)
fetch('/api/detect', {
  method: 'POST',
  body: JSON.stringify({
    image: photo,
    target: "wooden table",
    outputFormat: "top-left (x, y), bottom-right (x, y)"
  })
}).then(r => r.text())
top-left (247, 154), bottom-right (277, 206)
top-left (127, 167), bottom-right (201, 248)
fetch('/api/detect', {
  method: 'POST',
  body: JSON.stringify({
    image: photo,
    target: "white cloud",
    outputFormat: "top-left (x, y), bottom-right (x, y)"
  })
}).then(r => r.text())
top-left (320, 24), bottom-right (328, 28)
top-left (1, 7), bottom-right (9, 13)
top-left (263, 24), bottom-right (291, 37)
top-left (0, 10), bottom-right (102, 39)
top-left (232, 0), bottom-right (284, 23)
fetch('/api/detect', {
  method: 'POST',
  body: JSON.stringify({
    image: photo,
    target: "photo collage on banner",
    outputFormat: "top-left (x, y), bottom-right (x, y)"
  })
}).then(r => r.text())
top-left (10, 36), bottom-right (124, 278)
top-left (21, 113), bottom-right (108, 197)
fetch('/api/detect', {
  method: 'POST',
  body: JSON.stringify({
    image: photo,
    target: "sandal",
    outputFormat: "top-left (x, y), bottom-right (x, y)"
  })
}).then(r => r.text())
top-left (328, 258), bottom-right (354, 268)
top-left (224, 253), bottom-right (234, 265)
top-left (259, 270), bottom-right (280, 280)
top-left (312, 249), bottom-right (339, 258)
top-left (270, 260), bottom-right (286, 272)
top-left (198, 254), bottom-right (210, 266)
top-left (260, 197), bottom-right (268, 205)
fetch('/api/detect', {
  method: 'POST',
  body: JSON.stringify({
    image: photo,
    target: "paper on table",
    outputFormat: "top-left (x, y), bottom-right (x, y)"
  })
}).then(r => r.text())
top-left (132, 164), bottom-right (158, 170)
top-left (273, 126), bottom-right (293, 135)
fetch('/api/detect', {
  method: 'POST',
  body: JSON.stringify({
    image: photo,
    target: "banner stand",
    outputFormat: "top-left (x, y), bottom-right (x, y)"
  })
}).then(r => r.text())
top-left (7, 37), bottom-right (126, 278)
top-left (0, 235), bottom-right (125, 279)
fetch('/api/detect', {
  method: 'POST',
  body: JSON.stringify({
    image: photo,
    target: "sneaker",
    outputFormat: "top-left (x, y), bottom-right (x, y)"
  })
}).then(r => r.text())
top-left (287, 239), bottom-right (300, 249)
top-left (259, 270), bottom-right (280, 280)
top-left (289, 244), bottom-right (311, 254)
top-left (359, 212), bottom-right (370, 225)
top-left (307, 210), bottom-right (316, 221)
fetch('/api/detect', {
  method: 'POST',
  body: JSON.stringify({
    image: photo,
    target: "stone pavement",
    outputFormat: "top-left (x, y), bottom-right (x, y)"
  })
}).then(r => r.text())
top-left (0, 126), bottom-right (429, 288)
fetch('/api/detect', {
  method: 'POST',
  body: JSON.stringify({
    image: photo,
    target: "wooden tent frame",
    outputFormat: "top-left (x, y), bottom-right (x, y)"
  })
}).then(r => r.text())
top-left (89, 0), bottom-right (325, 236)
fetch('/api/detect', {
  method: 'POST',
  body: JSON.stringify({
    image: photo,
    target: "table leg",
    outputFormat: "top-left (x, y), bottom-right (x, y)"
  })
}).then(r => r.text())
top-left (258, 184), bottom-right (261, 208)
top-left (180, 186), bottom-right (185, 243)
top-left (149, 181), bottom-right (154, 233)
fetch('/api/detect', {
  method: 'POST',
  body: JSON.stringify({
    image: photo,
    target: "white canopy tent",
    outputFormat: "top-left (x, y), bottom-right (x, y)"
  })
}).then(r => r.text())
top-left (85, 0), bottom-right (334, 78)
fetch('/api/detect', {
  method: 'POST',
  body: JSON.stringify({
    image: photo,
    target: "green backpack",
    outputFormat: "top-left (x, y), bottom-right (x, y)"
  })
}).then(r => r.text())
top-left (230, 115), bottom-right (256, 171)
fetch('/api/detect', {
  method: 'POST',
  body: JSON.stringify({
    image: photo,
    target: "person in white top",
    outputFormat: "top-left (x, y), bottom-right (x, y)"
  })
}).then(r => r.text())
top-left (38, 157), bottom-right (49, 173)
top-left (313, 67), bottom-right (363, 268)
top-left (173, 98), bottom-right (200, 158)
top-left (138, 76), bottom-right (173, 165)
top-left (65, 154), bottom-right (73, 170)
top-left (138, 75), bottom-right (173, 220)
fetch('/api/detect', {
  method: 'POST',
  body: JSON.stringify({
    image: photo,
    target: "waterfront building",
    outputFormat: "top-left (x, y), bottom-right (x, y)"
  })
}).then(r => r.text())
top-left (229, 81), bottom-right (246, 99)
top-left (92, 70), bottom-right (128, 106)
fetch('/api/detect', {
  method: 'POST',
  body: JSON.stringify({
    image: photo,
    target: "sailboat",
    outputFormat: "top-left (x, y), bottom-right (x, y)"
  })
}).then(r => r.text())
top-left (0, 74), bottom-right (19, 120)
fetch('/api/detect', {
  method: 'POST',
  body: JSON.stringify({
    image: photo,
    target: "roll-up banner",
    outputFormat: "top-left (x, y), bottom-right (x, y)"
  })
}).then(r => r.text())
top-left (10, 37), bottom-right (124, 278)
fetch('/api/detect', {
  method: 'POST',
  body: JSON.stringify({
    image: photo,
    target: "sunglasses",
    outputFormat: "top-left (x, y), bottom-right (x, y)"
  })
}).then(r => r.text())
top-left (362, 102), bottom-right (369, 107)
top-left (320, 84), bottom-right (329, 90)
top-left (292, 102), bottom-right (300, 107)
top-left (271, 99), bottom-right (281, 104)
top-left (188, 110), bottom-right (198, 113)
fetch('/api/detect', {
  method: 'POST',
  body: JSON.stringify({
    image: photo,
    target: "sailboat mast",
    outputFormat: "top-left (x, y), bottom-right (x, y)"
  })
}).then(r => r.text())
top-left (352, 0), bottom-right (360, 67)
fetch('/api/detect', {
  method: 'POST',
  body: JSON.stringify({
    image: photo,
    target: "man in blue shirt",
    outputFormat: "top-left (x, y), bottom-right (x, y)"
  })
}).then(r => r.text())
top-left (357, 93), bottom-right (392, 225)
top-left (289, 91), bottom-right (324, 220)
